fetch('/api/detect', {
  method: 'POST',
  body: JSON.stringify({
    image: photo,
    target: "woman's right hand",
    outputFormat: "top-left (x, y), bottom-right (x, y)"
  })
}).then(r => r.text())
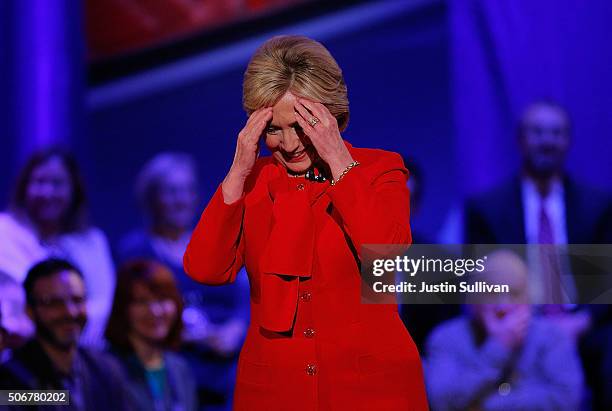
top-left (222, 107), bottom-right (272, 204)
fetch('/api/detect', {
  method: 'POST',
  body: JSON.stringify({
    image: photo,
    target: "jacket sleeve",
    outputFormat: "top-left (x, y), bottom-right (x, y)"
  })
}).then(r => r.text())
top-left (183, 185), bottom-right (245, 285)
top-left (425, 322), bottom-right (513, 411)
top-left (326, 151), bottom-right (411, 256)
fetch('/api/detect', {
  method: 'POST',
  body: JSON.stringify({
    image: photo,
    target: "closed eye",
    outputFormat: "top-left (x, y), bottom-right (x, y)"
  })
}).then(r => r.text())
top-left (266, 123), bottom-right (302, 134)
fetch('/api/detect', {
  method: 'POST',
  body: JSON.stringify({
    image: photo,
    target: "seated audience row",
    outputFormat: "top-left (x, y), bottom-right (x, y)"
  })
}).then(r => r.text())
top-left (0, 150), bottom-right (248, 411)
top-left (1, 99), bottom-right (611, 410)
top-left (0, 150), bottom-right (115, 347)
top-left (0, 257), bottom-right (198, 411)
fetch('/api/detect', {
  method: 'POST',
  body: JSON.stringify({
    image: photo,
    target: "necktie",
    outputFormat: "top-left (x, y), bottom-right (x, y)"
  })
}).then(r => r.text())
top-left (538, 204), bottom-right (563, 303)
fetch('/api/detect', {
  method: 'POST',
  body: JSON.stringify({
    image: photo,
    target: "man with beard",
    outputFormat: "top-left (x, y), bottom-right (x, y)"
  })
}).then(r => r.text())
top-left (0, 258), bottom-right (132, 410)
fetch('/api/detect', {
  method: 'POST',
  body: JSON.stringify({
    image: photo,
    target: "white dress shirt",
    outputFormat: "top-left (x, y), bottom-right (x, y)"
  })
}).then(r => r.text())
top-left (0, 212), bottom-right (115, 347)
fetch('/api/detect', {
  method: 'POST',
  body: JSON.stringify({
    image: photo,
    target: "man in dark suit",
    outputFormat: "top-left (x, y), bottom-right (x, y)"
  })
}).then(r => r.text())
top-left (464, 100), bottom-right (612, 410)
top-left (465, 100), bottom-right (612, 246)
top-left (465, 100), bottom-right (612, 304)
top-left (0, 258), bottom-right (132, 410)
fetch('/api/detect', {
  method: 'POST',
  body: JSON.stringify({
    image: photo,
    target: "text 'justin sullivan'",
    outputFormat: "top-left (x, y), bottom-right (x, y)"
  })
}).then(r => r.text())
top-left (372, 281), bottom-right (510, 294)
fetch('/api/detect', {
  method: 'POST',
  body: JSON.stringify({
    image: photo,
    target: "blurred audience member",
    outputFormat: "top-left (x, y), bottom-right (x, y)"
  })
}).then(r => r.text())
top-left (119, 153), bottom-right (199, 284)
top-left (0, 258), bottom-right (130, 410)
top-left (425, 250), bottom-right (584, 411)
top-left (465, 100), bottom-right (612, 302)
top-left (0, 271), bottom-right (34, 361)
top-left (0, 148), bottom-right (115, 347)
top-left (106, 260), bottom-right (197, 411)
top-left (117, 152), bottom-right (248, 410)
top-left (463, 100), bottom-right (612, 408)
top-left (465, 99), bottom-right (612, 244)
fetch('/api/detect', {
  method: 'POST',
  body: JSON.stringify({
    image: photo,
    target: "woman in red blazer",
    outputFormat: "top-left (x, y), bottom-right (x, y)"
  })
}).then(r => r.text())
top-left (184, 35), bottom-right (428, 411)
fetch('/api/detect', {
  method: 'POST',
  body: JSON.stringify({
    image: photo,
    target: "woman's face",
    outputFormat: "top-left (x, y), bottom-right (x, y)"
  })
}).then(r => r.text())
top-left (265, 92), bottom-right (317, 174)
top-left (25, 157), bottom-right (72, 226)
top-left (128, 282), bottom-right (177, 345)
top-left (153, 166), bottom-right (198, 232)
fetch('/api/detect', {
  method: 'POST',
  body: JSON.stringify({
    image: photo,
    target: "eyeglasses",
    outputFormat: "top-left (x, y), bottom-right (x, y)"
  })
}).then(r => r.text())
top-left (33, 295), bottom-right (86, 310)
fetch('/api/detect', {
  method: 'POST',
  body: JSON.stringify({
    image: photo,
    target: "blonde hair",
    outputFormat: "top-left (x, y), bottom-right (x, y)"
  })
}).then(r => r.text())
top-left (243, 35), bottom-right (350, 131)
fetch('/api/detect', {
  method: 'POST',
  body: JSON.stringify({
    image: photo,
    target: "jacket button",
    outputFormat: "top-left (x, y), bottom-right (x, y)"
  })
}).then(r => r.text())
top-left (300, 291), bottom-right (312, 302)
top-left (303, 328), bottom-right (315, 338)
top-left (305, 364), bottom-right (317, 375)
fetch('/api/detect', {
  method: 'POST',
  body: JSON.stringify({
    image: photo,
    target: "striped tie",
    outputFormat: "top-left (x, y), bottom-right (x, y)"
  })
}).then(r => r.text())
top-left (538, 204), bottom-right (563, 304)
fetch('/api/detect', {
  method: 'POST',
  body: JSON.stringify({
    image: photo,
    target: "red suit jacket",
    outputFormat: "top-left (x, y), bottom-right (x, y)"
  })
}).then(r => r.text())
top-left (184, 143), bottom-right (429, 411)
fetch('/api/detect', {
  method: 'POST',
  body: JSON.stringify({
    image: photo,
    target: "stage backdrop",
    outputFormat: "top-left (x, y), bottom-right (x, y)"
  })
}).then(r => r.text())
top-left (3, 0), bottom-right (611, 245)
top-left (451, 0), bottom-right (612, 196)
top-left (84, 2), bottom-right (453, 244)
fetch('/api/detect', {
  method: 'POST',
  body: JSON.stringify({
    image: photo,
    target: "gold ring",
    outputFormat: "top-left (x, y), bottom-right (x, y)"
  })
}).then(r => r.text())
top-left (308, 116), bottom-right (320, 127)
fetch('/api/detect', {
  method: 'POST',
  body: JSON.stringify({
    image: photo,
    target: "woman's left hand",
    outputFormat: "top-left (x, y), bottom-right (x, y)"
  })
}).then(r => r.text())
top-left (294, 98), bottom-right (355, 180)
